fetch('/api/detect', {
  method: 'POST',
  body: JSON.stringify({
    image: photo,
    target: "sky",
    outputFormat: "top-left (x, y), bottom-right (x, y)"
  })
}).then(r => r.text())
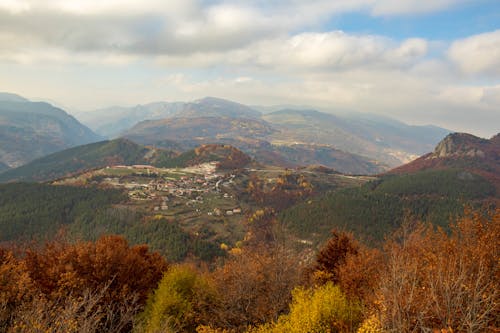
top-left (0, 0), bottom-right (499, 137)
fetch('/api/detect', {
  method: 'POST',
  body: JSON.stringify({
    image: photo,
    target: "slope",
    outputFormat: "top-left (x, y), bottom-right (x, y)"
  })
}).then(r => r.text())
top-left (0, 93), bottom-right (102, 167)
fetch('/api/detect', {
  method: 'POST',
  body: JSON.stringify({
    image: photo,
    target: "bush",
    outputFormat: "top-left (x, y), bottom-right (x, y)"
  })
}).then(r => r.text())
top-left (250, 283), bottom-right (362, 333)
top-left (137, 265), bottom-right (218, 333)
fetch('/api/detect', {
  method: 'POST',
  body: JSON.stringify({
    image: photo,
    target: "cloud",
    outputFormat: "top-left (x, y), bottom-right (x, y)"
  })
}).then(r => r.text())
top-left (448, 29), bottom-right (500, 76)
top-left (0, 0), bottom-right (468, 61)
top-left (0, 0), bottom-right (498, 137)
top-left (370, 0), bottom-right (468, 16)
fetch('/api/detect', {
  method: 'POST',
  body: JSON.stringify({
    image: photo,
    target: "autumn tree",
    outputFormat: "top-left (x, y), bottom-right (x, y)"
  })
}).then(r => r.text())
top-left (310, 230), bottom-right (360, 285)
top-left (211, 245), bottom-right (302, 332)
top-left (376, 209), bottom-right (500, 332)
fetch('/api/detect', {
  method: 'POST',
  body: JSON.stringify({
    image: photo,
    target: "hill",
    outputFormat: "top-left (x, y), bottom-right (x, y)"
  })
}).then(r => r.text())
top-left (0, 93), bottom-right (102, 167)
top-left (157, 144), bottom-right (251, 170)
top-left (389, 132), bottom-right (500, 190)
top-left (0, 139), bottom-right (177, 183)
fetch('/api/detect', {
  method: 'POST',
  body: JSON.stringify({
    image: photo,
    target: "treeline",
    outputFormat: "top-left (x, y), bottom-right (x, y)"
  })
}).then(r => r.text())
top-left (1, 209), bottom-right (498, 332)
top-left (280, 168), bottom-right (496, 245)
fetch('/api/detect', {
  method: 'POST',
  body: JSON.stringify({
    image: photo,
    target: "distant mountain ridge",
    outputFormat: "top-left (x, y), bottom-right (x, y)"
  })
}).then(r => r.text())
top-left (0, 93), bottom-right (102, 167)
top-left (76, 97), bottom-right (450, 170)
top-left (75, 97), bottom-right (260, 138)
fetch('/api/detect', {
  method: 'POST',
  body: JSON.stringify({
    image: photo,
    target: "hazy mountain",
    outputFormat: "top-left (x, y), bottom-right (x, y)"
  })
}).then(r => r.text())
top-left (78, 96), bottom-right (450, 169)
top-left (75, 101), bottom-right (184, 138)
top-left (122, 115), bottom-right (385, 174)
top-left (263, 109), bottom-right (449, 166)
top-left (75, 97), bottom-right (260, 138)
top-left (124, 116), bottom-right (275, 146)
top-left (176, 97), bottom-right (261, 119)
top-left (0, 92), bottom-right (29, 102)
top-left (0, 93), bottom-right (102, 168)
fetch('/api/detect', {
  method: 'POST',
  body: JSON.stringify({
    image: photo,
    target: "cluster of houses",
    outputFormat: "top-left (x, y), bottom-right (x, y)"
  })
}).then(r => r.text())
top-left (101, 163), bottom-right (242, 217)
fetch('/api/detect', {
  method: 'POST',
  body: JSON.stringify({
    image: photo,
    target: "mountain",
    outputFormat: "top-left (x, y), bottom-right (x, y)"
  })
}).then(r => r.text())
top-left (124, 116), bottom-right (276, 146)
top-left (0, 93), bottom-right (102, 168)
top-left (75, 97), bottom-right (260, 138)
top-left (389, 132), bottom-right (500, 190)
top-left (123, 116), bottom-right (385, 174)
top-left (0, 139), bottom-right (176, 183)
top-left (75, 101), bottom-right (184, 138)
top-left (269, 144), bottom-right (385, 174)
top-left (79, 96), bottom-right (449, 170)
top-left (263, 109), bottom-right (449, 166)
top-left (0, 92), bottom-right (29, 102)
top-left (175, 97), bottom-right (261, 119)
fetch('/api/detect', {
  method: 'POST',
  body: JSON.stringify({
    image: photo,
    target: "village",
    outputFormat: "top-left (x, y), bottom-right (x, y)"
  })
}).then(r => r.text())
top-left (94, 162), bottom-right (245, 220)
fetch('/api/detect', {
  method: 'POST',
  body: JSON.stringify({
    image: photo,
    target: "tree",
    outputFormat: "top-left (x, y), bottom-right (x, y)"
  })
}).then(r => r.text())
top-left (376, 209), bottom-right (500, 332)
top-left (212, 245), bottom-right (302, 331)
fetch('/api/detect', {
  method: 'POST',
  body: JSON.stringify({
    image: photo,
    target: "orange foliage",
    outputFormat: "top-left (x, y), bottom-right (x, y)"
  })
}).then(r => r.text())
top-left (212, 246), bottom-right (302, 332)
top-left (23, 235), bottom-right (168, 304)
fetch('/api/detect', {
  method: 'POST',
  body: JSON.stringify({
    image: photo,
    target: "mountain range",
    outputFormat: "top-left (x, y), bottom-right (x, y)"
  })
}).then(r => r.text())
top-left (75, 97), bottom-right (449, 168)
top-left (0, 93), bottom-right (451, 175)
top-left (0, 93), bottom-right (102, 168)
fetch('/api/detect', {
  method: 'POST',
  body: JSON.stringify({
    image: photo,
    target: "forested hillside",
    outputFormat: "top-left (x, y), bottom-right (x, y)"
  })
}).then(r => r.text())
top-left (280, 168), bottom-right (496, 245)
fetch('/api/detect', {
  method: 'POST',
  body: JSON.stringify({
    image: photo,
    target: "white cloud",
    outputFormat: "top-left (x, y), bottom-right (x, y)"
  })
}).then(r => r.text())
top-left (448, 29), bottom-right (500, 76)
top-left (0, 0), bottom-right (498, 137)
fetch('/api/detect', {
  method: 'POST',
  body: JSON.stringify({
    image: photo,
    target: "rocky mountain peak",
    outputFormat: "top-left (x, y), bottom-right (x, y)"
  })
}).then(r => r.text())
top-left (433, 133), bottom-right (487, 158)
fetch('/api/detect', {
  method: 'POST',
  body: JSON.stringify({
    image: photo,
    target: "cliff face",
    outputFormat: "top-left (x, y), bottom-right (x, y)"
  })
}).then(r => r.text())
top-left (433, 133), bottom-right (489, 158)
